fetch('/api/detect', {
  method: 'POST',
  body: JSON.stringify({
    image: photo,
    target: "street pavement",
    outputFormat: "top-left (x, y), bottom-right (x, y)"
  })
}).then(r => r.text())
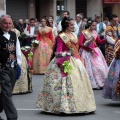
top-left (1, 75), bottom-right (120, 120)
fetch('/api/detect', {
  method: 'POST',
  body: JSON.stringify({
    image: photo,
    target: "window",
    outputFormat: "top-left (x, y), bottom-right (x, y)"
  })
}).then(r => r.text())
top-left (56, 0), bottom-right (67, 23)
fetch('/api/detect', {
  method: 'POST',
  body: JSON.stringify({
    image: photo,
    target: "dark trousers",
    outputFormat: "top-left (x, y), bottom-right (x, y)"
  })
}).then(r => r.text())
top-left (99, 36), bottom-right (106, 56)
top-left (0, 68), bottom-right (17, 120)
top-left (99, 44), bottom-right (106, 56)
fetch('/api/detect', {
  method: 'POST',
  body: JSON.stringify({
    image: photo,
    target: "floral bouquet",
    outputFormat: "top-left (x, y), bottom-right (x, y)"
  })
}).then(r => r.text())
top-left (62, 61), bottom-right (73, 74)
top-left (28, 51), bottom-right (33, 60)
top-left (31, 39), bottom-right (40, 47)
top-left (21, 46), bottom-right (31, 52)
top-left (55, 51), bottom-right (73, 75)
top-left (21, 46), bottom-right (33, 68)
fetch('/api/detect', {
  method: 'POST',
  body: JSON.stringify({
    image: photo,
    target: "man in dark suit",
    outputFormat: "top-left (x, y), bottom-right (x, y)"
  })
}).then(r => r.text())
top-left (0, 14), bottom-right (22, 120)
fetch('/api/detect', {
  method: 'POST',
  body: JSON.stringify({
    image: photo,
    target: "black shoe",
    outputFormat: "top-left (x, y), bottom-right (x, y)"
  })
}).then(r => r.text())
top-left (93, 87), bottom-right (100, 90)
top-left (100, 87), bottom-right (103, 90)
top-left (0, 116), bottom-right (4, 120)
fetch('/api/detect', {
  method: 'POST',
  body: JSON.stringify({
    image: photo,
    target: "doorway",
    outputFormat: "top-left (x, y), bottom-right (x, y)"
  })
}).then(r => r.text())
top-left (35, 0), bottom-right (40, 21)
top-left (103, 4), bottom-right (112, 20)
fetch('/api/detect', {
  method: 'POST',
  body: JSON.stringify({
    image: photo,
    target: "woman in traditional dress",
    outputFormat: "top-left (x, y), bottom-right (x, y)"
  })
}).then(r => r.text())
top-left (105, 25), bottom-right (116, 66)
top-left (36, 17), bottom-right (96, 114)
top-left (11, 21), bottom-right (32, 94)
top-left (102, 39), bottom-right (120, 101)
top-left (79, 19), bottom-right (108, 89)
top-left (12, 53), bottom-right (32, 94)
top-left (33, 17), bottom-right (55, 74)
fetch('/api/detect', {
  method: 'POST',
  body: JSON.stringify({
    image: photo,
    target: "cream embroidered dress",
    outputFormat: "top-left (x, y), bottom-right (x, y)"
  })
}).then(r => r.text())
top-left (36, 32), bottom-right (96, 114)
top-left (12, 52), bottom-right (32, 94)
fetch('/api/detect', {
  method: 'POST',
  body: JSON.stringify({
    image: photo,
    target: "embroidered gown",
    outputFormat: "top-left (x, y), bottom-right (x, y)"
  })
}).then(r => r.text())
top-left (79, 30), bottom-right (108, 89)
top-left (102, 39), bottom-right (120, 101)
top-left (105, 25), bottom-right (116, 66)
top-left (36, 32), bottom-right (96, 114)
top-left (33, 27), bottom-right (54, 74)
top-left (12, 52), bottom-right (32, 94)
top-left (10, 28), bottom-right (32, 94)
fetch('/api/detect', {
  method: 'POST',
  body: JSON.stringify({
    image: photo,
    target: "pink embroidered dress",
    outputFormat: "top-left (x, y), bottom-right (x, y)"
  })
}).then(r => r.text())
top-left (79, 30), bottom-right (108, 89)
top-left (36, 32), bottom-right (96, 114)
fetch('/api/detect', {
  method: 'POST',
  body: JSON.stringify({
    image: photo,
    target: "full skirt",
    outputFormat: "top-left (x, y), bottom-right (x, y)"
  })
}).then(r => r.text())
top-left (102, 58), bottom-right (120, 101)
top-left (33, 41), bottom-right (52, 74)
top-left (36, 57), bottom-right (96, 114)
top-left (12, 53), bottom-right (32, 94)
top-left (80, 47), bottom-right (108, 89)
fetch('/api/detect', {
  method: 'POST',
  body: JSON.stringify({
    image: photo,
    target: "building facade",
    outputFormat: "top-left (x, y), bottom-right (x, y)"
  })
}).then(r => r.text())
top-left (1, 0), bottom-right (120, 23)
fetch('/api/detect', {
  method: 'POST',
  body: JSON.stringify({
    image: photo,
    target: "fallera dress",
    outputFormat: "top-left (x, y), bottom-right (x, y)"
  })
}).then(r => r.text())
top-left (79, 30), bottom-right (108, 89)
top-left (102, 39), bottom-right (120, 101)
top-left (33, 27), bottom-right (54, 74)
top-left (12, 52), bottom-right (32, 94)
top-left (36, 32), bottom-right (96, 114)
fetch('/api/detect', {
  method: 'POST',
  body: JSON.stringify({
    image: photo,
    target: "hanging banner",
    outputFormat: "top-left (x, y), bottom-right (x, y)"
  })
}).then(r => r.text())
top-left (104, 0), bottom-right (120, 3)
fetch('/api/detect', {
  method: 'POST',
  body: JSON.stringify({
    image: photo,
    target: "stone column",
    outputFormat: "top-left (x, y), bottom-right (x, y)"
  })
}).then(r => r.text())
top-left (28, 0), bottom-right (36, 18)
top-left (0, 0), bottom-right (6, 16)
top-left (67, 0), bottom-right (75, 19)
top-left (39, 0), bottom-right (54, 20)
top-left (87, 0), bottom-right (103, 20)
top-left (112, 4), bottom-right (120, 20)
top-left (53, 0), bottom-right (57, 22)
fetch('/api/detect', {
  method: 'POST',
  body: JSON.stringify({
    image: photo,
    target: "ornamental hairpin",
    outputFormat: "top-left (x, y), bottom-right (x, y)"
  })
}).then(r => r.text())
top-left (65, 20), bottom-right (69, 23)
top-left (88, 21), bottom-right (91, 24)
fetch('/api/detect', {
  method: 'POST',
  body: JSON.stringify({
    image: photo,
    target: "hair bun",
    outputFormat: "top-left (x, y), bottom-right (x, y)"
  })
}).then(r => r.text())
top-left (61, 17), bottom-right (68, 25)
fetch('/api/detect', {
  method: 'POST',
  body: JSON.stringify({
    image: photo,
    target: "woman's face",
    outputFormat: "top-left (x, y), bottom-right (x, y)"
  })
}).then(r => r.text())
top-left (90, 22), bottom-right (96, 30)
top-left (66, 20), bottom-right (74, 32)
top-left (41, 19), bottom-right (46, 26)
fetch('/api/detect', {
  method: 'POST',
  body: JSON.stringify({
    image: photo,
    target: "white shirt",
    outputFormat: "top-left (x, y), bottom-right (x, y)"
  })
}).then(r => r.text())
top-left (76, 20), bottom-right (82, 27)
top-left (52, 26), bottom-right (58, 38)
top-left (73, 22), bottom-right (79, 36)
top-left (57, 21), bottom-right (62, 32)
top-left (24, 26), bottom-right (35, 37)
top-left (3, 31), bottom-right (22, 66)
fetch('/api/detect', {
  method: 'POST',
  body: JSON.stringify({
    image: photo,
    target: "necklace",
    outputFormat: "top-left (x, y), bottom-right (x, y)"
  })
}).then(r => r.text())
top-left (65, 32), bottom-right (74, 39)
